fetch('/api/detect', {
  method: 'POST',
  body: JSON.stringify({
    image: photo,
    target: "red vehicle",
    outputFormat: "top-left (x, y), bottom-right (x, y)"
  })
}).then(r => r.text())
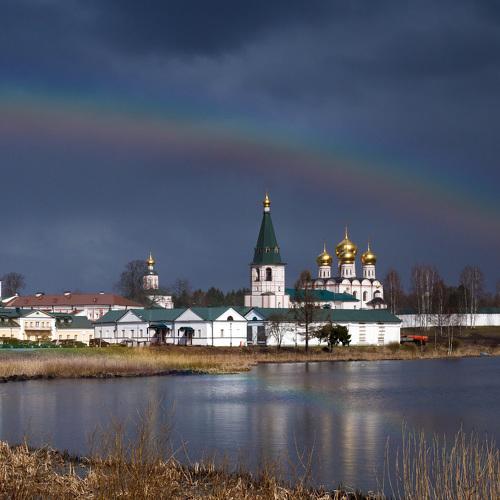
top-left (400, 334), bottom-right (428, 346)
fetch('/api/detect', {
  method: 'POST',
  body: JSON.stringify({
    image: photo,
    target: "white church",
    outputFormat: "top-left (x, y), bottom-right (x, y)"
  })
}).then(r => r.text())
top-left (244, 194), bottom-right (385, 310)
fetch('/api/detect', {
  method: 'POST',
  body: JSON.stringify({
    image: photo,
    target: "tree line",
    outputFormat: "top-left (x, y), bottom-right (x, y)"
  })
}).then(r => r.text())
top-left (383, 265), bottom-right (500, 320)
top-left (114, 259), bottom-right (248, 307)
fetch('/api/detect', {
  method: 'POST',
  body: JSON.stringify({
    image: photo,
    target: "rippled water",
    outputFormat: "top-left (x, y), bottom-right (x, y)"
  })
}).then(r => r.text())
top-left (0, 357), bottom-right (498, 490)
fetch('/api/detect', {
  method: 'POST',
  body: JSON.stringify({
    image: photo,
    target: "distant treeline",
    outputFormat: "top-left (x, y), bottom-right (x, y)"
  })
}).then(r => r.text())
top-left (382, 265), bottom-right (500, 316)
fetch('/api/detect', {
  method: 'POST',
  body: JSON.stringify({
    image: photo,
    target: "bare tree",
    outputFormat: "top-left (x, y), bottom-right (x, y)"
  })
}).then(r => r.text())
top-left (411, 264), bottom-right (439, 329)
top-left (383, 269), bottom-right (403, 314)
top-left (459, 266), bottom-right (484, 328)
top-left (115, 260), bottom-right (148, 303)
top-left (168, 279), bottom-right (192, 307)
top-left (293, 270), bottom-right (317, 352)
top-left (266, 312), bottom-right (289, 349)
top-left (434, 279), bottom-right (448, 348)
top-left (1, 272), bottom-right (26, 297)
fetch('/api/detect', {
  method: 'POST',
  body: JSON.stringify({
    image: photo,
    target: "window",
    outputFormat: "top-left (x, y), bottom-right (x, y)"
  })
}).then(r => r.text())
top-left (265, 267), bottom-right (272, 281)
top-left (227, 316), bottom-right (234, 321)
top-left (255, 268), bottom-right (260, 282)
top-left (363, 291), bottom-right (368, 301)
top-left (197, 329), bottom-right (201, 337)
top-left (221, 329), bottom-right (224, 337)
top-left (352, 291), bottom-right (357, 298)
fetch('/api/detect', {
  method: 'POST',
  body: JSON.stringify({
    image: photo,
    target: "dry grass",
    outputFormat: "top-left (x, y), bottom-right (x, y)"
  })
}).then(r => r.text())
top-left (0, 405), bottom-right (371, 499)
top-left (0, 411), bottom-right (497, 499)
top-left (385, 428), bottom-right (499, 499)
top-left (0, 344), bottom-right (498, 382)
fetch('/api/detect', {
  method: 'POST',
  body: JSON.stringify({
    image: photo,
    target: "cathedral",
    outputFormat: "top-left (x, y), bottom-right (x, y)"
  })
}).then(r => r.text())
top-left (312, 230), bottom-right (385, 309)
top-left (245, 194), bottom-right (385, 310)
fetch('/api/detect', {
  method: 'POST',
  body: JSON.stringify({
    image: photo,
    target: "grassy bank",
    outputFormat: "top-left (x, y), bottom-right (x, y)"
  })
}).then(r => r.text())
top-left (0, 426), bottom-right (497, 499)
top-left (0, 343), bottom-right (498, 382)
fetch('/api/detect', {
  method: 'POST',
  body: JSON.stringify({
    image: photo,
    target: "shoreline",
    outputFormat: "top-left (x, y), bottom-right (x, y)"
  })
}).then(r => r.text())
top-left (0, 345), bottom-right (497, 384)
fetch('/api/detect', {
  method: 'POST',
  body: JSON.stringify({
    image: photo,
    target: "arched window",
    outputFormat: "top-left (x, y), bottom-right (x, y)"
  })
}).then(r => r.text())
top-left (353, 291), bottom-right (357, 298)
top-left (266, 267), bottom-right (272, 281)
top-left (227, 316), bottom-right (233, 321)
top-left (363, 291), bottom-right (368, 301)
top-left (255, 268), bottom-right (260, 281)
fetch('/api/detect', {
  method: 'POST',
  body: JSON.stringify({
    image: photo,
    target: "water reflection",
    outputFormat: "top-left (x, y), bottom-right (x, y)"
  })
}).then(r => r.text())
top-left (0, 357), bottom-right (498, 491)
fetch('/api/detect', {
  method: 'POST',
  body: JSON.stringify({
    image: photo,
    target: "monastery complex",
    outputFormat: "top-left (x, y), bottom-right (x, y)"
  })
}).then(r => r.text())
top-left (0, 194), bottom-right (405, 347)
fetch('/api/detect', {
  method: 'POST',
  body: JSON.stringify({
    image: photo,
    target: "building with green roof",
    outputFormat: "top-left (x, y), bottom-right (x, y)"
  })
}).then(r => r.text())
top-left (244, 194), bottom-right (290, 310)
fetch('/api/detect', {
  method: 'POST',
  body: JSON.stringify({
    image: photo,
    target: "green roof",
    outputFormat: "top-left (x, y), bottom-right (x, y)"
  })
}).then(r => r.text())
top-left (95, 308), bottom-right (184, 324)
top-left (478, 307), bottom-right (500, 314)
top-left (286, 288), bottom-right (358, 302)
top-left (55, 315), bottom-right (93, 329)
top-left (94, 310), bottom-right (130, 323)
top-left (252, 211), bottom-right (283, 265)
top-left (135, 308), bottom-right (184, 322)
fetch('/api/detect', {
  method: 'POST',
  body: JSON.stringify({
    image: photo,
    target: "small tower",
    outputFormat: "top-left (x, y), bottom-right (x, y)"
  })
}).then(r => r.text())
top-left (143, 252), bottom-right (159, 290)
top-left (361, 242), bottom-right (377, 279)
top-left (244, 193), bottom-right (290, 309)
top-left (316, 243), bottom-right (333, 279)
top-left (335, 227), bottom-right (357, 278)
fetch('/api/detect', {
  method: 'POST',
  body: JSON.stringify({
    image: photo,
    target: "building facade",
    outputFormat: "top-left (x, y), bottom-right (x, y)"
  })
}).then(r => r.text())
top-left (0, 308), bottom-right (94, 344)
top-left (94, 306), bottom-right (401, 347)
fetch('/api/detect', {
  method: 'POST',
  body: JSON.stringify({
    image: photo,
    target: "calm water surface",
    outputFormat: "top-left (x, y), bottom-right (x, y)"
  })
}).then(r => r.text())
top-left (0, 357), bottom-right (499, 490)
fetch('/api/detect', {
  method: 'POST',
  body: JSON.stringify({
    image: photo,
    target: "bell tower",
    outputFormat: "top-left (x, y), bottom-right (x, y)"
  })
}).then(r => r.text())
top-left (244, 194), bottom-right (290, 308)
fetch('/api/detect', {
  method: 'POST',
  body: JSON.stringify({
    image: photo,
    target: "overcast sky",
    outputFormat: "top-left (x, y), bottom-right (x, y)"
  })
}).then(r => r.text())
top-left (1, 0), bottom-right (499, 294)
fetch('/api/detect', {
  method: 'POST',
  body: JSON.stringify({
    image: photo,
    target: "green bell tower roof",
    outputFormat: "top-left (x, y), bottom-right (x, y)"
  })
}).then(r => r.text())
top-left (252, 194), bottom-right (284, 265)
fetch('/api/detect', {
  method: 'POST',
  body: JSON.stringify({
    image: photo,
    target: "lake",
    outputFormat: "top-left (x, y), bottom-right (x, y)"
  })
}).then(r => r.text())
top-left (0, 357), bottom-right (498, 491)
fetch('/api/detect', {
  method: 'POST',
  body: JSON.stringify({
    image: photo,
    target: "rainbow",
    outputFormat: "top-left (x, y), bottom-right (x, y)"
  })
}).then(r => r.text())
top-left (1, 87), bottom-right (498, 243)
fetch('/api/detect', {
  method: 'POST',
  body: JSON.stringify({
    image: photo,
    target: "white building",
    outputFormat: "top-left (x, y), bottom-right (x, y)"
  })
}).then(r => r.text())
top-left (143, 252), bottom-right (174, 309)
top-left (244, 194), bottom-right (290, 309)
top-left (311, 231), bottom-right (385, 309)
top-left (93, 305), bottom-right (401, 347)
top-left (0, 308), bottom-right (94, 344)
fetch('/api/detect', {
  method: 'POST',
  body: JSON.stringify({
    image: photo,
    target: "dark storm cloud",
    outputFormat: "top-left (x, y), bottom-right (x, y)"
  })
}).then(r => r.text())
top-left (1, 0), bottom-right (500, 292)
top-left (87, 0), bottom-right (337, 56)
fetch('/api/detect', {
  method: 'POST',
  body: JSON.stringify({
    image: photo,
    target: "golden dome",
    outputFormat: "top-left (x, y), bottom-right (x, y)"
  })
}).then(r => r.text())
top-left (316, 243), bottom-right (333, 267)
top-left (146, 252), bottom-right (155, 266)
top-left (335, 227), bottom-right (357, 263)
top-left (263, 192), bottom-right (271, 209)
top-left (361, 242), bottom-right (377, 266)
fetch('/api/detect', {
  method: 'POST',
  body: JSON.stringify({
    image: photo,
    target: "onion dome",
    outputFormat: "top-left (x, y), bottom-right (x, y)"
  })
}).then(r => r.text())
top-left (335, 227), bottom-right (357, 263)
top-left (263, 192), bottom-right (271, 209)
top-left (316, 243), bottom-right (333, 267)
top-left (146, 252), bottom-right (155, 267)
top-left (361, 242), bottom-right (377, 266)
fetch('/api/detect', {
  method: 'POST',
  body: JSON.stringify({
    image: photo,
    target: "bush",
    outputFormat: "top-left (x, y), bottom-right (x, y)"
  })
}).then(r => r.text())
top-left (452, 339), bottom-right (462, 350)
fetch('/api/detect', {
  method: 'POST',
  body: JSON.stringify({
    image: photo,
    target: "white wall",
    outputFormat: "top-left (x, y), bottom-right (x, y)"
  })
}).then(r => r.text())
top-left (398, 313), bottom-right (500, 328)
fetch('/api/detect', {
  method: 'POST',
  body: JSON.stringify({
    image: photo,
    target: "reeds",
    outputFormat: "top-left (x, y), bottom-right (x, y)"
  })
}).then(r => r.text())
top-left (385, 428), bottom-right (499, 499)
top-left (0, 409), bottom-right (497, 499)
top-left (0, 344), bottom-right (497, 382)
